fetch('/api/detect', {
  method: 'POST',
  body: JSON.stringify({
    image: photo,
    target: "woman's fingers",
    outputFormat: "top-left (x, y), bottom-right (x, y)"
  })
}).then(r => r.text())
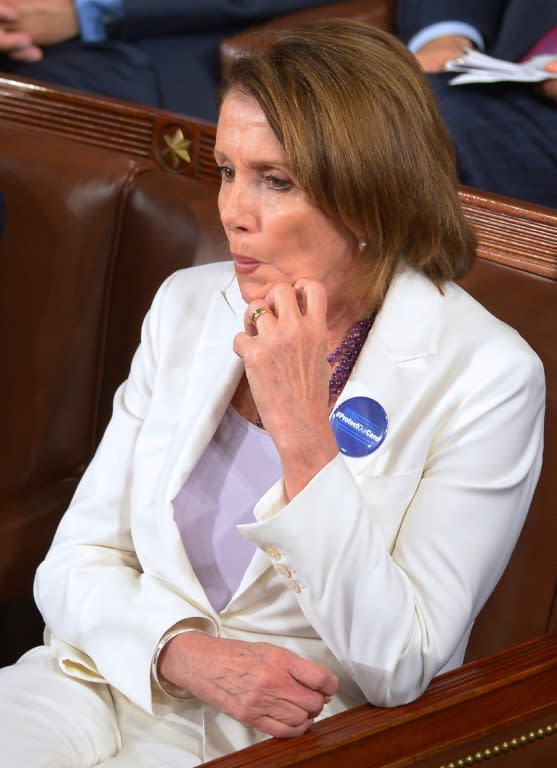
top-left (262, 279), bottom-right (327, 325)
top-left (238, 682), bottom-right (321, 726)
top-left (254, 714), bottom-right (314, 739)
top-left (293, 278), bottom-right (328, 326)
top-left (285, 650), bottom-right (339, 699)
top-left (234, 277), bottom-right (337, 496)
top-left (240, 280), bottom-right (327, 342)
top-left (158, 633), bottom-right (336, 737)
top-left (244, 302), bottom-right (275, 335)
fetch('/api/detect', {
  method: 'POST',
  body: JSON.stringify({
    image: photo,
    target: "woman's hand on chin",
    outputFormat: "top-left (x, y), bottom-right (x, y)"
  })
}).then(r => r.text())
top-left (234, 279), bottom-right (338, 499)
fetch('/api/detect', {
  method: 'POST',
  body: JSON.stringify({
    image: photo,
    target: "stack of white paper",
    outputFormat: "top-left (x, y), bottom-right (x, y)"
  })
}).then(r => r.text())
top-left (445, 49), bottom-right (557, 85)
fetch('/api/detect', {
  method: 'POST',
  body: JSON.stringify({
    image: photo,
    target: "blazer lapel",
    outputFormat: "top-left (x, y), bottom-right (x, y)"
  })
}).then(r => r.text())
top-left (151, 278), bottom-right (248, 606)
top-left (161, 278), bottom-right (247, 507)
top-left (326, 266), bottom-right (443, 479)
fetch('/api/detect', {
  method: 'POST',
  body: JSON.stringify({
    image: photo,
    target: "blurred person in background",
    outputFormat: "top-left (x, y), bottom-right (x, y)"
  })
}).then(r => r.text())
top-left (397, 0), bottom-right (557, 209)
top-left (0, 0), bottom-right (337, 121)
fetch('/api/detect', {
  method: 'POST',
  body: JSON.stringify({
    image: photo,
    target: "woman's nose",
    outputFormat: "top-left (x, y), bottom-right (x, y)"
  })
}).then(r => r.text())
top-left (219, 181), bottom-right (257, 232)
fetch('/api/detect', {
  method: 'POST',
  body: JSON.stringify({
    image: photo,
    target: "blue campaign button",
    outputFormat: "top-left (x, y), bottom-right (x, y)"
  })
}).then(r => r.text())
top-left (330, 397), bottom-right (388, 457)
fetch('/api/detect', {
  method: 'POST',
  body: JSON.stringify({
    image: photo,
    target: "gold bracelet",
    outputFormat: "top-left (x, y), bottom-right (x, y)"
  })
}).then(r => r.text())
top-left (151, 626), bottom-right (207, 700)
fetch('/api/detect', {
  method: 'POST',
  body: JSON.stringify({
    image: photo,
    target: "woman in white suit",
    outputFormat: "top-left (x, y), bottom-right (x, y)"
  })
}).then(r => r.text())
top-left (0, 20), bottom-right (545, 768)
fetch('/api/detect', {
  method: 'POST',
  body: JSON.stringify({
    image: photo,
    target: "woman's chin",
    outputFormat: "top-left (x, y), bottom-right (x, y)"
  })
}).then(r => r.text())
top-left (237, 274), bottom-right (269, 305)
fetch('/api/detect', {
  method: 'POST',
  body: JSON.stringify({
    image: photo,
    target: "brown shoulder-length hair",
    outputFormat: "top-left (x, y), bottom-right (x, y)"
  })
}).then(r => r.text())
top-left (220, 19), bottom-right (476, 308)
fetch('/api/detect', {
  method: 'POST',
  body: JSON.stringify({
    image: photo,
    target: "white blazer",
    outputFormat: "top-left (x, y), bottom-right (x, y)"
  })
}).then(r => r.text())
top-left (34, 261), bottom-right (545, 753)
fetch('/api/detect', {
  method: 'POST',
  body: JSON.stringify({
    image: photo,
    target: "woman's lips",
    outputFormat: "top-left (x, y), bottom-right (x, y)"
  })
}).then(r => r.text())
top-left (232, 254), bottom-right (261, 274)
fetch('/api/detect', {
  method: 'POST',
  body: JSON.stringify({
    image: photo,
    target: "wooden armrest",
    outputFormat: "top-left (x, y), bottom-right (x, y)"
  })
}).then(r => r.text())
top-left (219, 1), bottom-right (395, 81)
top-left (204, 632), bottom-right (557, 767)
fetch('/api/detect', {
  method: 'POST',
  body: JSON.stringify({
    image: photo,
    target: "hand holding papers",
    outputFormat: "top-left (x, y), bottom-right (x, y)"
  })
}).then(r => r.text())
top-left (445, 49), bottom-right (557, 86)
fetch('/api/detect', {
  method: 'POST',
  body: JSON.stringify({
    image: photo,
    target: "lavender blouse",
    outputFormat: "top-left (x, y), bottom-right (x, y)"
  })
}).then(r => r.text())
top-left (172, 406), bottom-right (282, 612)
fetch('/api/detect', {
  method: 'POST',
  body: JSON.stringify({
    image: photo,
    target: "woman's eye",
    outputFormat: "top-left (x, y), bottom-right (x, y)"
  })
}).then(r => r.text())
top-left (217, 165), bottom-right (234, 182)
top-left (263, 175), bottom-right (292, 192)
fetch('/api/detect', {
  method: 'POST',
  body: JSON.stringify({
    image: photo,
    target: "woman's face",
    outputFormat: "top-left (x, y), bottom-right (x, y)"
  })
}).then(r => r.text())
top-left (215, 90), bottom-right (363, 312)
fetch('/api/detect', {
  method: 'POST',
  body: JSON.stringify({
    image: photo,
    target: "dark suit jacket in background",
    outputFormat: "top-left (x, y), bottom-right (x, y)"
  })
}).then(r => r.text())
top-left (0, 0), bottom-right (336, 122)
top-left (396, 0), bottom-right (557, 61)
top-left (396, 0), bottom-right (557, 209)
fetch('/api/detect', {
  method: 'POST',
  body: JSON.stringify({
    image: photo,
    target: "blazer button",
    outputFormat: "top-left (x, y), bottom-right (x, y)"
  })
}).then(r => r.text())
top-left (264, 546), bottom-right (281, 561)
top-left (275, 564), bottom-right (292, 579)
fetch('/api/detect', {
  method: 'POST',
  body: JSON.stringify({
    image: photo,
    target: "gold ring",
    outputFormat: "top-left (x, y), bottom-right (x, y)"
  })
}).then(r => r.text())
top-left (250, 306), bottom-right (271, 327)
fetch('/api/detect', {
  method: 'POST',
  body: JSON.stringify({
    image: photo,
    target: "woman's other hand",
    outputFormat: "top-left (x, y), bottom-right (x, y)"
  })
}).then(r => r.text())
top-left (158, 631), bottom-right (339, 738)
top-left (234, 279), bottom-right (339, 499)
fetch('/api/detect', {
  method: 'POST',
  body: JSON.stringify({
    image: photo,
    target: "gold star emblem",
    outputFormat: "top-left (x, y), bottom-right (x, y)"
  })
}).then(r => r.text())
top-left (161, 127), bottom-right (192, 169)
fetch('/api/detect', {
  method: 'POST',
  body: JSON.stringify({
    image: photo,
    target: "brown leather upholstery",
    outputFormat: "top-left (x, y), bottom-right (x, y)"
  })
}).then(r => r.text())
top-left (0, 74), bottom-right (555, 765)
top-left (1, 121), bottom-right (144, 602)
top-left (98, 171), bottom-right (227, 431)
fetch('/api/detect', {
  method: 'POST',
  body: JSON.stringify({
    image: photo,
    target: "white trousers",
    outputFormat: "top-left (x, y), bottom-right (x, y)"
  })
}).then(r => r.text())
top-left (0, 646), bottom-right (208, 768)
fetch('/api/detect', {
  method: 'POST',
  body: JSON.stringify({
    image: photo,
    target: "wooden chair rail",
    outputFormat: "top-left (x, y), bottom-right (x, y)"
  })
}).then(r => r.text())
top-left (203, 632), bottom-right (557, 768)
top-left (459, 187), bottom-right (557, 278)
top-left (0, 74), bottom-right (219, 184)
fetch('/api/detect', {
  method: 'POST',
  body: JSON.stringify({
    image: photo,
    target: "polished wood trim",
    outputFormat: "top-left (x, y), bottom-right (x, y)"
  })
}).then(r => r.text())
top-left (0, 74), bottom-right (219, 183)
top-left (203, 633), bottom-right (557, 768)
top-left (434, 719), bottom-right (557, 768)
top-left (459, 187), bottom-right (557, 279)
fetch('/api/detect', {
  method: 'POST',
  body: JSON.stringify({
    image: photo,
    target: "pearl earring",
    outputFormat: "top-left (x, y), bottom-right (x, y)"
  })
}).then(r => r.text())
top-left (358, 239), bottom-right (367, 253)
